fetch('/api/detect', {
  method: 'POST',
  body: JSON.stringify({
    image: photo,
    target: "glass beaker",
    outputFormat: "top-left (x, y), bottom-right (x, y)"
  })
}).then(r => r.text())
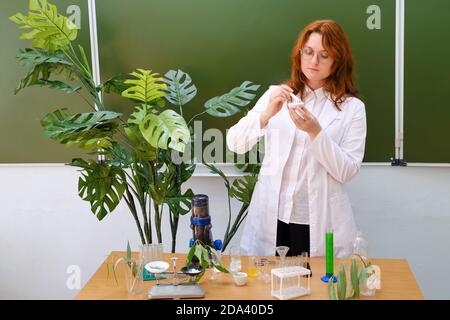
top-left (123, 258), bottom-right (144, 294)
top-left (229, 245), bottom-right (242, 272)
top-left (141, 243), bottom-right (164, 280)
top-left (255, 259), bottom-right (266, 281)
top-left (262, 259), bottom-right (271, 283)
top-left (301, 251), bottom-right (312, 276)
top-left (208, 250), bottom-right (221, 281)
top-left (247, 256), bottom-right (260, 279)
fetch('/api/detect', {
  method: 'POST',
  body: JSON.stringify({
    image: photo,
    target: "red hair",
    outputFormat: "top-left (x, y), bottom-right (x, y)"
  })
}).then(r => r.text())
top-left (286, 20), bottom-right (359, 110)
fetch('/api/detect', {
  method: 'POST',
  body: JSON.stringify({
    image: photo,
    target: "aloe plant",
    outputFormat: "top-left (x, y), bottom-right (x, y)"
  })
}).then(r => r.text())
top-left (11, 0), bottom-right (261, 253)
top-left (327, 254), bottom-right (375, 300)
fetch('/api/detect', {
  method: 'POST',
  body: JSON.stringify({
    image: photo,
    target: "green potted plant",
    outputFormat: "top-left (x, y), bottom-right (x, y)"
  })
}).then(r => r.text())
top-left (110, 241), bottom-right (145, 294)
top-left (10, 0), bottom-right (261, 254)
top-left (328, 254), bottom-right (379, 300)
top-left (184, 240), bottom-right (230, 282)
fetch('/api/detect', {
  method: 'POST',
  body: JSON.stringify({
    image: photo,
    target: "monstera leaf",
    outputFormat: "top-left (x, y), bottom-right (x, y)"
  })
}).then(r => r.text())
top-left (41, 108), bottom-right (122, 150)
top-left (164, 188), bottom-right (195, 216)
top-left (14, 48), bottom-right (76, 94)
top-left (179, 163), bottom-right (196, 184)
top-left (204, 81), bottom-right (260, 117)
top-left (10, 0), bottom-right (78, 52)
top-left (163, 69), bottom-right (197, 106)
top-left (139, 109), bottom-right (190, 153)
top-left (121, 69), bottom-right (167, 104)
top-left (124, 124), bottom-right (157, 161)
top-left (34, 79), bottom-right (80, 93)
top-left (149, 164), bottom-right (176, 205)
top-left (71, 158), bottom-right (127, 221)
top-left (121, 105), bottom-right (158, 160)
top-left (230, 175), bottom-right (257, 205)
top-left (102, 74), bottom-right (134, 95)
top-left (106, 143), bottom-right (134, 168)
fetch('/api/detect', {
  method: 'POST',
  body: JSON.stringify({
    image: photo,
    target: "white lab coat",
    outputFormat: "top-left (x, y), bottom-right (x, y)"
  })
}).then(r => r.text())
top-left (226, 85), bottom-right (367, 257)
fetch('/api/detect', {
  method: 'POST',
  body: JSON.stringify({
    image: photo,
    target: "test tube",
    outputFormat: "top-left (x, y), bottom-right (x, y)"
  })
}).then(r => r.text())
top-left (325, 230), bottom-right (334, 275)
top-left (321, 229), bottom-right (336, 283)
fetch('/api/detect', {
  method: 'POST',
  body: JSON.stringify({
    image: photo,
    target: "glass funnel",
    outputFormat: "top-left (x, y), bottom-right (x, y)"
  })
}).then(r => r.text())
top-left (276, 246), bottom-right (290, 268)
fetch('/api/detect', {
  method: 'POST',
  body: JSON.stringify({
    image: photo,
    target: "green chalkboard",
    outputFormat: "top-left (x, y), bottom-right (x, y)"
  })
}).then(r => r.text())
top-left (404, 0), bottom-right (450, 163)
top-left (1, 0), bottom-right (395, 163)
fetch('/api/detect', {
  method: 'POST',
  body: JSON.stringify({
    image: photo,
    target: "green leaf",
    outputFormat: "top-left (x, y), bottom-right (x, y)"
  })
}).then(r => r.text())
top-left (127, 241), bottom-right (132, 261)
top-left (194, 245), bottom-right (203, 264)
top-left (10, 0), bottom-right (78, 51)
top-left (70, 158), bottom-right (127, 221)
top-left (106, 143), bottom-right (134, 168)
top-left (102, 74), bottom-right (134, 95)
top-left (200, 246), bottom-right (211, 267)
top-left (204, 81), bottom-right (260, 117)
top-left (230, 175), bottom-right (257, 205)
top-left (34, 79), bottom-right (80, 93)
top-left (359, 266), bottom-right (371, 293)
top-left (203, 162), bottom-right (230, 190)
top-left (210, 247), bottom-right (229, 274)
top-left (328, 277), bottom-right (337, 300)
top-left (163, 69), bottom-right (197, 106)
top-left (124, 125), bottom-right (157, 161)
top-left (337, 263), bottom-right (347, 300)
top-left (78, 44), bottom-right (92, 76)
top-left (139, 109), bottom-right (190, 153)
top-left (41, 108), bottom-right (121, 151)
top-left (149, 162), bottom-right (176, 205)
top-left (121, 69), bottom-right (167, 104)
top-left (14, 48), bottom-right (76, 94)
top-left (128, 105), bottom-right (151, 126)
top-left (350, 257), bottom-right (360, 299)
top-left (186, 242), bottom-right (196, 266)
top-left (165, 188), bottom-right (195, 216)
top-left (179, 163), bottom-right (196, 184)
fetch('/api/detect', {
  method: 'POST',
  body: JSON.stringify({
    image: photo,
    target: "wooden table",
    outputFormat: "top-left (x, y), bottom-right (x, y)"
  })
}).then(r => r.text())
top-left (76, 251), bottom-right (423, 300)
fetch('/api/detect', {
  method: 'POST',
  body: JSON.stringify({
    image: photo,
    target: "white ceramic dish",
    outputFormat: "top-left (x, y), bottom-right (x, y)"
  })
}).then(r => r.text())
top-left (232, 271), bottom-right (248, 286)
top-left (145, 261), bottom-right (169, 274)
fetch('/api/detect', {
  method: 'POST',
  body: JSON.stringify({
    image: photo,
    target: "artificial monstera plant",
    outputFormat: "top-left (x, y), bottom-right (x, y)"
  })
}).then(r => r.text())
top-left (10, 0), bottom-right (261, 253)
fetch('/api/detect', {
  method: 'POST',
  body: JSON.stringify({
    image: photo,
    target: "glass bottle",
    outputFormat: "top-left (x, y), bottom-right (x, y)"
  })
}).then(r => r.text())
top-left (353, 231), bottom-right (375, 296)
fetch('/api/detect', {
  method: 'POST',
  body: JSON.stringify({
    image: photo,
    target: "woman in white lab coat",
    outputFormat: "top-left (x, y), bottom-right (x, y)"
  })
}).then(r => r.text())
top-left (227, 20), bottom-right (367, 258)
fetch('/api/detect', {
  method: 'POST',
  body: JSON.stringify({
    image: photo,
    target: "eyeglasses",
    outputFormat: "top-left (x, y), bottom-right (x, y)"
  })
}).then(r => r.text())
top-left (300, 47), bottom-right (332, 64)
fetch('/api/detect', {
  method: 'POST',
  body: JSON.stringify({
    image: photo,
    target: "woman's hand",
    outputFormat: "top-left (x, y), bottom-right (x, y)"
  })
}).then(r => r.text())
top-left (288, 105), bottom-right (322, 140)
top-left (260, 85), bottom-right (293, 128)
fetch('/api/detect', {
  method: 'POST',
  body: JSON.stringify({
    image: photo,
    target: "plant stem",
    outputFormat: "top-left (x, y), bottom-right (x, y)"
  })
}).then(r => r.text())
top-left (222, 206), bottom-right (248, 252)
top-left (154, 202), bottom-right (162, 244)
top-left (147, 195), bottom-right (153, 244)
top-left (187, 110), bottom-right (208, 126)
top-left (224, 190), bottom-right (232, 245)
top-left (124, 186), bottom-right (145, 245)
top-left (168, 204), bottom-right (179, 254)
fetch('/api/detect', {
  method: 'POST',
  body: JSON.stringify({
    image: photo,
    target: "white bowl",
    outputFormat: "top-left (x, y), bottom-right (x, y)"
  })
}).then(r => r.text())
top-left (232, 272), bottom-right (248, 286)
top-left (145, 261), bottom-right (169, 274)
